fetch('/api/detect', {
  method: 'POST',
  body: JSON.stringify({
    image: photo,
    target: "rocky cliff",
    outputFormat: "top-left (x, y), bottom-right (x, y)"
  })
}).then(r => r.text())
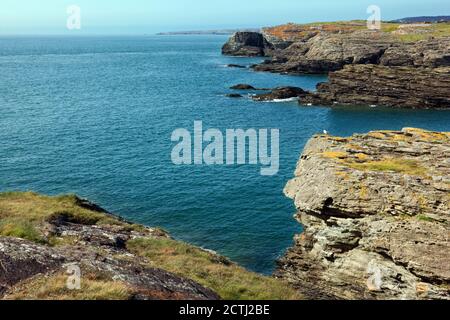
top-left (278, 128), bottom-right (450, 300)
top-left (302, 65), bottom-right (450, 109)
top-left (0, 192), bottom-right (299, 300)
top-left (221, 31), bottom-right (273, 56)
top-left (222, 22), bottom-right (450, 108)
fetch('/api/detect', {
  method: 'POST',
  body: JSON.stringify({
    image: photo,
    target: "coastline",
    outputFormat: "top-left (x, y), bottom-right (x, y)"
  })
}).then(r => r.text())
top-left (1, 18), bottom-right (449, 301)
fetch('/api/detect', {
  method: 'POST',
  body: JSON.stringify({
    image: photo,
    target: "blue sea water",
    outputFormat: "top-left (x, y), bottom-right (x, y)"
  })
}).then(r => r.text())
top-left (0, 35), bottom-right (449, 274)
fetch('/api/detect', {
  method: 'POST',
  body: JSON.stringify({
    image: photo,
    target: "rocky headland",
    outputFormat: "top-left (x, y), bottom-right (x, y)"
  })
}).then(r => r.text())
top-left (0, 192), bottom-right (299, 300)
top-left (222, 21), bottom-right (450, 108)
top-left (277, 128), bottom-right (450, 300)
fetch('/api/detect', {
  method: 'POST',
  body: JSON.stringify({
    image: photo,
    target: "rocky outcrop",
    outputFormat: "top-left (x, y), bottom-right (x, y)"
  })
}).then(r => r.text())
top-left (251, 32), bottom-right (449, 74)
top-left (222, 22), bottom-right (450, 109)
top-left (278, 128), bottom-right (450, 300)
top-left (0, 237), bottom-right (218, 300)
top-left (254, 31), bottom-right (394, 74)
top-left (252, 87), bottom-right (307, 101)
top-left (301, 65), bottom-right (450, 109)
top-left (0, 211), bottom-right (219, 300)
top-left (222, 32), bottom-right (273, 56)
top-left (380, 38), bottom-right (450, 68)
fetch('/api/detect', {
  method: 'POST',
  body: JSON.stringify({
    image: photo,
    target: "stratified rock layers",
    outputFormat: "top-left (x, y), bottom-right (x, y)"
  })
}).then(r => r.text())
top-left (278, 128), bottom-right (450, 300)
top-left (302, 65), bottom-right (450, 109)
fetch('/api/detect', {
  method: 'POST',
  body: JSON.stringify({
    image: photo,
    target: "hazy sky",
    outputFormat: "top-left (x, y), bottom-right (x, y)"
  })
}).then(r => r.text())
top-left (0, 0), bottom-right (449, 34)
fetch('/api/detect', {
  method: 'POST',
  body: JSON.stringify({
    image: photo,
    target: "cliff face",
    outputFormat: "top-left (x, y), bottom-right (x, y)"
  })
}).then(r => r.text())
top-left (221, 32), bottom-right (273, 56)
top-left (302, 65), bottom-right (450, 109)
top-left (0, 192), bottom-right (300, 300)
top-left (222, 22), bottom-right (450, 108)
top-left (278, 128), bottom-right (450, 300)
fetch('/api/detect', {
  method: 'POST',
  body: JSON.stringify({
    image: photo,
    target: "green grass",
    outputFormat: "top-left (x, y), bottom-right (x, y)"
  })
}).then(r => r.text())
top-left (348, 159), bottom-right (428, 176)
top-left (0, 217), bottom-right (45, 243)
top-left (127, 237), bottom-right (301, 300)
top-left (416, 215), bottom-right (437, 223)
top-left (0, 192), bottom-right (134, 243)
top-left (5, 271), bottom-right (133, 300)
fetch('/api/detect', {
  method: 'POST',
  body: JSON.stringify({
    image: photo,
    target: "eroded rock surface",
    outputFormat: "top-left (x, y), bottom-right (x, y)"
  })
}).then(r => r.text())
top-left (278, 128), bottom-right (450, 300)
top-left (222, 32), bottom-right (273, 56)
top-left (0, 227), bottom-right (219, 300)
top-left (301, 65), bottom-right (450, 109)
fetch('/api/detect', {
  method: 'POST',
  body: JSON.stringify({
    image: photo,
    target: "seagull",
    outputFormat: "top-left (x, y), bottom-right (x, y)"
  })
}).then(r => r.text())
top-left (323, 130), bottom-right (329, 135)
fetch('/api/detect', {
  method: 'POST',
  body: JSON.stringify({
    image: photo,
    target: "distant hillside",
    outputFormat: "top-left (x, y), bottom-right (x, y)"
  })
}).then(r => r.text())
top-left (391, 16), bottom-right (450, 23)
top-left (157, 28), bottom-right (260, 35)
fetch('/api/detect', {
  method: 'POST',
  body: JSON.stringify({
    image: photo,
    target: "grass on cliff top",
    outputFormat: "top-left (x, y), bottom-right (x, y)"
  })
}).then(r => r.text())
top-left (127, 237), bottom-right (301, 300)
top-left (321, 153), bottom-right (428, 177)
top-left (4, 271), bottom-right (132, 300)
top-left (0, 191), bottom-right (131, 243)
top-left (348, 158), bottom-right (428, 176)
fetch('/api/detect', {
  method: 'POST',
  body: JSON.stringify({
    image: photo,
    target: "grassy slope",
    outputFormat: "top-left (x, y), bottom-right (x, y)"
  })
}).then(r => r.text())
top-left (0, 192), bottom-right (301, 300)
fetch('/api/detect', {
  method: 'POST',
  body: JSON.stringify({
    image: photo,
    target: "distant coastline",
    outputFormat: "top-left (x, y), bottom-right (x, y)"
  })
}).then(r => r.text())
top-left (156, 28), bottom-right (260, 35)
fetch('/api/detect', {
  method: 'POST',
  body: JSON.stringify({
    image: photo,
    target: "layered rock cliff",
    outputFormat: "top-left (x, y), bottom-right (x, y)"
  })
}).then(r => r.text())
top-left (222, 22), bottom-right (450, 108)
top-left (302, 65), bottom-right (450, 109)
top-left (278, 128), bottom-right (450, 300)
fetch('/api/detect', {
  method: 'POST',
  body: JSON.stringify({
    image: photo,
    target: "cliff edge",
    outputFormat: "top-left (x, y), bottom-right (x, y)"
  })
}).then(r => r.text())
top-left (278, 128), bottom-right (450, 300)
top-left (0, 192), bottom-right (299, 300)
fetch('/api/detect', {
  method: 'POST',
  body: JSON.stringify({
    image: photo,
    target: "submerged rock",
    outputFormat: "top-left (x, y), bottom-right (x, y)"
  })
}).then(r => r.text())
top-left (226, 93), bottom-right (243, 98)
top-left (278, 128), bottom-right (450, 300)
top-left (230, 84), bottom-right (257, 90)
top-left (252, 87), bottom-right (307, 101)
top-left (227, 64), bottom-right (247, 68)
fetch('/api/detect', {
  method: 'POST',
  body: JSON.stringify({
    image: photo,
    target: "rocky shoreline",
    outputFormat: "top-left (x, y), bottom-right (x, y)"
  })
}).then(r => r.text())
top-left (0, 192), bottom-right (299, 300)
top-left (222, 22), bottom-right (450, 108)
top-left (277, 128), bottom-right (450, 300)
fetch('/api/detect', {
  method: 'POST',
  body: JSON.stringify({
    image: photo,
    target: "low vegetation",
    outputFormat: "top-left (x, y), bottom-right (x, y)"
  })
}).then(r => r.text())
top-left (127, 237), bottom-right (301, 300)
top-left (5, 271), bottom-right (132, 300)
top-left (348, 158), bottom-right (427, 176)
top-left (0, 191), bottom-right (136, 243)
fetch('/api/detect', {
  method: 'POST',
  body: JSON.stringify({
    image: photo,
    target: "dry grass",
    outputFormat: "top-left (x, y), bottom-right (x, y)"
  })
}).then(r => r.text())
top-left (127, 237), bottom-right (302, 300)
top-left (348, 158), bottom-right (427, 176)
top-left (322, 151), bottom-right (349, 159)
top-left (5, 271), bottom-right (132, 300)
top-left (0, 192), bottom-right (133, 243)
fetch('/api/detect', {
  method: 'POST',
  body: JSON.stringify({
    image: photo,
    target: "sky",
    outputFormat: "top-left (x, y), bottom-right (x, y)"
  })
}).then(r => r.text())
top-left (0, 0), bottom-right (449, 34)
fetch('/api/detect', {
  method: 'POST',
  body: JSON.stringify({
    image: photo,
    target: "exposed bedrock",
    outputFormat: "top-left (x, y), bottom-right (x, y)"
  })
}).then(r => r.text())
top-left (301, 65), bottom-right (450, 109)
top-left (252, 33), bottom-right (450, 74)
top-left (277, 128), bottom-right (450, 300)
top-left (221, 32), bottom-right (273, 56)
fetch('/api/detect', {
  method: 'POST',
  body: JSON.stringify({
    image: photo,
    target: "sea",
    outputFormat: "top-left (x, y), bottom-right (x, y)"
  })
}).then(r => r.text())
top-left (1, 35), bottom-right (449, 274)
